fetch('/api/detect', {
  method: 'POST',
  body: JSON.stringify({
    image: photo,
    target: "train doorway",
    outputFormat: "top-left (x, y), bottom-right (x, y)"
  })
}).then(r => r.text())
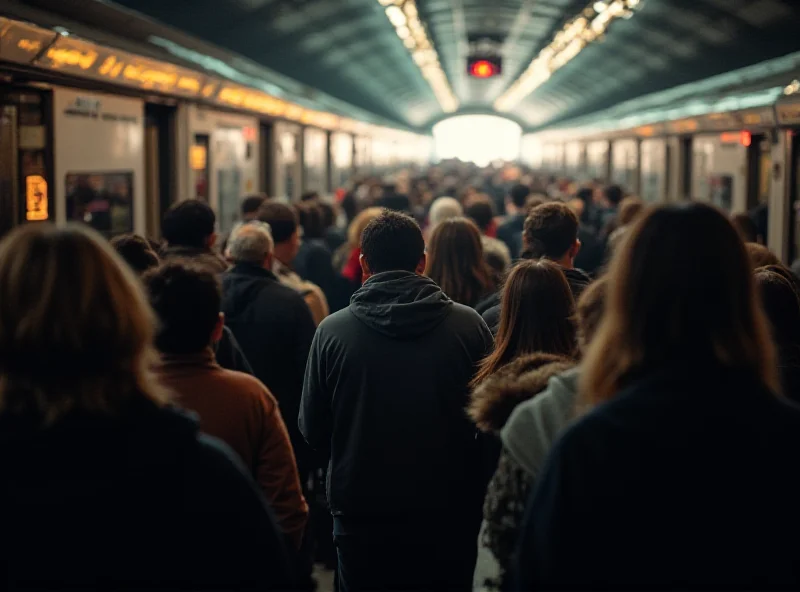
top-left (144, 103), bottom-right (176, 239)
top-left (0, 89), bottom-right (52, 239)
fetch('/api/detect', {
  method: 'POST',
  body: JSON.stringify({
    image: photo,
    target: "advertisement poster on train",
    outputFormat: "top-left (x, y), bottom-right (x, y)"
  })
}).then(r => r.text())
top-left (218, 168), bottom-right (241, 234)
top-left (65, 172), bottom-right (133, 237)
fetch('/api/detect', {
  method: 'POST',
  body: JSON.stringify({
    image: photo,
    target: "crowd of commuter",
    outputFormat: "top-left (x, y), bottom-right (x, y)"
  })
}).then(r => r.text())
top-left (2, 159), bottom-right (800, 590)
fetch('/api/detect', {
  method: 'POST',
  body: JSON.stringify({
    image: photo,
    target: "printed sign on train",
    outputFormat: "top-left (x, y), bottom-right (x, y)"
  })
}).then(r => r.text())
top-left (25, 175), bottom-right (48, 221)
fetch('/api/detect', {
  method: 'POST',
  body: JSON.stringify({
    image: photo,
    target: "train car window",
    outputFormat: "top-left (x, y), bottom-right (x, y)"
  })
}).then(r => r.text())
top-left (65, 171), bottom-right (133, 237)
top-left (191, 134), bottom-right (210, 202)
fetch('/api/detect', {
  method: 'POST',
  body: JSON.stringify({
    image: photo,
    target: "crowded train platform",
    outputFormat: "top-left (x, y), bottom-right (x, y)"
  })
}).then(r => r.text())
top-left (1, 0), bottom-right (800, 590)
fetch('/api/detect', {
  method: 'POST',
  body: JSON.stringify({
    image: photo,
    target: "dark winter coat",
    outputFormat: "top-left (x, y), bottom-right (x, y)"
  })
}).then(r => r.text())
top-left (0, 397), bottom-right (293, 590)
top-left (299, 271), bottom-right (493, 521)
top-left (514, 361), bottom-right (800, 590)
top-left (496, 213), bottom-right (525, 260)
top-left (470, 354), bottom-right (576, 592)
top-left (221, 263), bottom-right (316, 472)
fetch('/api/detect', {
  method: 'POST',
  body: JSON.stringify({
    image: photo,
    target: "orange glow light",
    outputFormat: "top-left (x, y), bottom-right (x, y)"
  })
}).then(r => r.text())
top-left (470, 60), bottom-right (497, 78)
top-left (741, 131), bottom-right (752, 147)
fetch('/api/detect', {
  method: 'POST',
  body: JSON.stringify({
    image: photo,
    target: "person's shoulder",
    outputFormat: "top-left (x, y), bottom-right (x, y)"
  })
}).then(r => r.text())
top-left (317, 306), bottom-right (357, 335)
top-left (213, 367), bottom-right (278, 410)
top-left (446, 301), bottom-right (485, 326)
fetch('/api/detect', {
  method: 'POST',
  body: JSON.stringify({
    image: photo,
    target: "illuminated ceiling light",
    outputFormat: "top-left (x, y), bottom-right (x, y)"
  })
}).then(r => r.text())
top-left (385, 5), bottom-right (407, 27)
top-left (375, 0), bottom-right (458, 113)
top-left (495, 0), bottom-right (642, 112)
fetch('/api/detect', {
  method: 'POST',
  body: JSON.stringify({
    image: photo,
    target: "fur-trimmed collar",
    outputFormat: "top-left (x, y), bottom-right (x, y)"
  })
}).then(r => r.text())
top-left (468, 353), bottom-right (576, 433)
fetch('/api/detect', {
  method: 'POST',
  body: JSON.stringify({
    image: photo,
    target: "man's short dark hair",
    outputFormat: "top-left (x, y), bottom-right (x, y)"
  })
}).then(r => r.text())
top-left (296, 203), bottom-right (325, 239)
top-left (256, 202), bottom-right (298, 244)
top-left (509, 184), bottom-right (532, 208)
top-left (465, 200), bottom-right (495, 232)
top-left (241, 194), bottom-right (267, 218)
top-left (361, 210), bottom-right (424, 274)
top-left (144, 262), bottom-right (221, 355)
top-left (318, 201), bottom-right (336, 229)
top-left (301, 191), bottom-right (320, 203)
top-left (110, 233), bottom-right (159, 274)
top-left (523, 203), bottom-right (580, 259)
top-left (161, 199), bottom-right (215, 249)
top-left (605, 184), bottom-right (624, 207)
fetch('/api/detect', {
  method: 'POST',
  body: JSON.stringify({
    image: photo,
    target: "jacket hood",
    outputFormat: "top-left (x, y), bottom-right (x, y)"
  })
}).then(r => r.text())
top-left (350, 271), bottom-right (453, 339)
top-left (563, 267), bottom-right (592, 301)
top-left (468, 353), bottom-right (576, 432)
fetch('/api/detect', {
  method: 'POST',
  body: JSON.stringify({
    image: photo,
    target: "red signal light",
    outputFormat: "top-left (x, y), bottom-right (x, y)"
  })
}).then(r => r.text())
top-left (470, 60), bottom-right (498, 78)
top-left (741, 131), bottom-right (752, 147)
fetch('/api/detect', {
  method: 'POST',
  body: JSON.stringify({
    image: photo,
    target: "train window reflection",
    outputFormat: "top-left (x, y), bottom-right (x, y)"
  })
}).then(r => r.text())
top-left (65, 171), bottom-right (133, 237)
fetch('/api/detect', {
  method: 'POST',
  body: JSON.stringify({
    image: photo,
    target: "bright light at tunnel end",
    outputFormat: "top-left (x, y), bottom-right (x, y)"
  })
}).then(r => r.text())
top-left (433, 115), bottom-right (522, 166)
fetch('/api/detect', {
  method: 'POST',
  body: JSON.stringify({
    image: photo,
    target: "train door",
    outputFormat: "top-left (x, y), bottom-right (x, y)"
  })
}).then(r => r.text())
top-left (0, 89), bottom-right (52, 238)
top-left (746, 133), bottom-right (770, 211)
top-left (144, 103), bottom-right (175, 238)
top-left (790, 131), bottom-right (800, 263)
top-left (273, 122), bottom-right (302, 201)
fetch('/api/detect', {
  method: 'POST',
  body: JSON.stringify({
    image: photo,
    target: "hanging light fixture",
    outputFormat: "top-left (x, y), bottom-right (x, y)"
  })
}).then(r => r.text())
top-left (495, 0), bottom-right (643, 112)
top-left (376, 0), bottom-right (459, 113)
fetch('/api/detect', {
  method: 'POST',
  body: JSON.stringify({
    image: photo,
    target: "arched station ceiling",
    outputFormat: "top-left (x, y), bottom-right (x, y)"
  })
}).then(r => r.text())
top-left (11, 0), bottom-right (800, 131)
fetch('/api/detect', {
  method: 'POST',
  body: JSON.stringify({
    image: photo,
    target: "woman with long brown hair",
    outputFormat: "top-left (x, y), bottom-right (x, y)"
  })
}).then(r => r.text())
top-left (470, 259), bottom-right (577, 389)
top-left (0, 224), bottom-right (292, 589)
top-left (425, 217), bottom-right (495, 308)
top-left (514, 203), bottom-right (800, 590)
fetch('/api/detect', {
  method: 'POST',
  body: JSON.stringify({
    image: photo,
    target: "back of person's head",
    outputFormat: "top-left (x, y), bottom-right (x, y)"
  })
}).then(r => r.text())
top-left (732, 213), bottom-right (759, 244)
top-left (144, 262), bottom-right (222, 355)
top-left (425, 217), bottom-right (492, 307)
top-left (300, 191), bottom-right (320, 203)
top-left (256, 202), bottom-right (298, 244)
top-left (605, 184), bottom-right (624, 207)
top-left (509, 184), bottom-right (531, 209)
top-left (341, 192), bottom-right (359, 225)
top-left (464, 199), bottom-right (495, 233)
top-left (361, 210), bottom-right (424, 275)
top-left (524, 194), bottom-right (548, 214)
top-left (746, 242), bottom-right (780, 269)
top-left (429, 196), bottom-right (463, 228)
top-left (576, 276), bottom-right (607, 351)
top-left (110, 233), bottom-right (159, 275)
top-left (755, 268), bottom-right (800, 348)
top-left (581, 203), bottom-right (779, 405)
top-left (0, 224), bottom-right (166, 423)
top-left (472, 259), bottom-right (577, 386)
top-left (226, 221), bottom-right (274, 266)
top-left (318, 201), bottom-right (336, 230)
top-left (161, 199), bottom-right (216, 249)
top-left (617, 196), bottom-right (645, 226)
top-left (379, 192), bottom-right (411, 213)
top-left (566, 198), bottom-right (585, 220)
top-left (296, 203), bottom-right (325, 239)
top-left (241, 194), bottom-right (268, 220)
top-left (523, 202), bottom-right (580, 260)
top-left (347, 207), bottom-right (383, 249)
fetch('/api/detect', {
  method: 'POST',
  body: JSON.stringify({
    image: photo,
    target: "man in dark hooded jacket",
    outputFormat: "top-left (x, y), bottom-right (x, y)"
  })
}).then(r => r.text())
top-left (482, 202), bottom-right (591, 333)
top-left (300, 211), bottom-right (493, 592)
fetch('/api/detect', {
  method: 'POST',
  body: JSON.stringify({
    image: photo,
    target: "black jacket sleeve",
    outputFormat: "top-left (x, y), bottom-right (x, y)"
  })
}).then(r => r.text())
top-left (299, 328), bottom-right (332, 452)
top-left (215, 325), bottom-right (254, 375)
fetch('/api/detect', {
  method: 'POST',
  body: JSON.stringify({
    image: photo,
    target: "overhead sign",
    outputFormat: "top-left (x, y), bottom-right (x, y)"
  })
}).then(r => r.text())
top-left (0, 19), bottom-right (57, 65)
top-left (35, 36), bottom-right (207, 98)
top-left (25, 175), bottom-right (48, 221)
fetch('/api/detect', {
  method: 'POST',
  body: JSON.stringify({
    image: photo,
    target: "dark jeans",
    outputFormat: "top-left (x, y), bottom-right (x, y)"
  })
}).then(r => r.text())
top-left (333, 516), bottom-right (475, 592)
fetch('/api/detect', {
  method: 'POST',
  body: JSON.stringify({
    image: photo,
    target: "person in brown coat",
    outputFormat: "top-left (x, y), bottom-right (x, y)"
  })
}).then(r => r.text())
top-left (144, 261), bottom-right (308, 549)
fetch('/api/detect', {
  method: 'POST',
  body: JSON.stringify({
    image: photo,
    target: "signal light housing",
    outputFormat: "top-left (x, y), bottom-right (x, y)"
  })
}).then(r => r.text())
top-left (467, 56), bottom-right (502, 78)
